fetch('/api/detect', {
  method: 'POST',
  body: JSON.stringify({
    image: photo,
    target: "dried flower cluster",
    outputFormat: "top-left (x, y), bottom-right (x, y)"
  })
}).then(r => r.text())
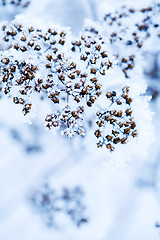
top-left (45, 105), bottom-right (85, 137)
top-left (103, 2), bottom-right (160, 77)
top-left (30, 184), bottom-right (88, 227)
top-left (0, 21), bottom-right (70, 119)
top-left (95, 86), bottom-right (137, 151)
top-left (0, 20), bottom-right (119, 141)
top-left (117, 55), bottom-right (135, 78)
top-left (71, 29), bottom-right (113, 77)
top-left (3, 14), bottom-right (155, 152)
top-left (104, 3), bottom-right (160, 47)
top-left (0, 20), bottom-right (68, 50)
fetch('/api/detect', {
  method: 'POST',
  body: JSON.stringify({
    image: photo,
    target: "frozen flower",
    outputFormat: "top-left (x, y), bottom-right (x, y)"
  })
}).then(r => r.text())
top-left (95, 86), bottom-right (137, 151)
top-left (102, 2), bottom-right (160, 77)
top-left (0, 17), bottom-right (154, 155)
top-left (45, 105), bottom-right (85, 137)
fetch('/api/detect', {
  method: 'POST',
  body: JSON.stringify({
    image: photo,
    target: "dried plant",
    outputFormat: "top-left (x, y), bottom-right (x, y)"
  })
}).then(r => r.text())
top-left (101, 2), bottom-right (160, 78)
top-left (0, 20), bottom-right (115, 139)
top-left (95, 86), bottom-right (137, 151)
top-left (0, 17), bottom-right (154, 153)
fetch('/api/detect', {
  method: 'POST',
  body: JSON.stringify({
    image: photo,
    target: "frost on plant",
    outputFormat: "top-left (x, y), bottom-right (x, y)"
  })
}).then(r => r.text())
top-left (45, 105), bottom-right (85, 137)
top-left (0, 11), bottom-right (154, 154)
top-left (0, 1), bottom-right (158, 238)
top-left (93, 2), bottom-right (160, 78)
top-left (0, 20), bottom-right (116, 141)
top-left (95, 86), bottom-right (137, 151)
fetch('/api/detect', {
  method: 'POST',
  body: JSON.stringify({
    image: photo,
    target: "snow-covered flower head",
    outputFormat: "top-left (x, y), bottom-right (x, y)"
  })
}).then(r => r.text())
top-left (95, 86), bottom-right (137, 151)
top-left (0, 18), bottom-right (154, 157)
top-left (0, 19), bottom-right (114, 138)
top-left (102, 2), bottom-right (160, 77)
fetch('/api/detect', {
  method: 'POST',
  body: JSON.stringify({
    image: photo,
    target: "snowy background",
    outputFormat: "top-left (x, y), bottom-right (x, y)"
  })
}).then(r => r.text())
top-left (0, 0), bottom-right (160, 239)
